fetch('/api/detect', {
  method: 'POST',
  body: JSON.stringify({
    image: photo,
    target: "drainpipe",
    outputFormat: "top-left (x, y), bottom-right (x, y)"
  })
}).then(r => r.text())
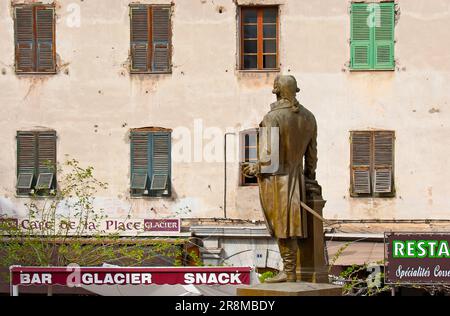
top-left (223, 132), bottom-right (236, 219)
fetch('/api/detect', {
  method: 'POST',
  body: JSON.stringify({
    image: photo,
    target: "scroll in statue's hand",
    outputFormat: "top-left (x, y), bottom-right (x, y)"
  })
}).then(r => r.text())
top-left (241, 162), bottom-right (260, 178)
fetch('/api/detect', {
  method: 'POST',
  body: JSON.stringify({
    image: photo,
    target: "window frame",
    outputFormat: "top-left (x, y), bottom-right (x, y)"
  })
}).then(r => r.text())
top-left (16, 130), bottom-right (57, 197)
top-left (129, 4), bottom-right (172, 74)
top-left (14, 3), bottom-right (57, 74)
top-left (130, 128), bottom-right (172, 198)
top-left (239, 128), bottom-right (259, 186)
top-left (239, 6), bottom-right (280, 71)
top-left (350, 130), bottom-right (395, 198)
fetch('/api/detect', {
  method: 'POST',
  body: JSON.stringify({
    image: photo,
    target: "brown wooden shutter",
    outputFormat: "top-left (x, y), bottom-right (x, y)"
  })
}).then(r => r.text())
top-left (130, 6), bottom-right (150, 72)
top-left (15, 7), bottom-right (35, 73)
top-left (151, 6), bottom-right (171, 72)
top-left (150, 132), bottom-right (171, 193)
top-left (37, 131), bottom-right (56, 173)
top-left (351, 131), bottom-right (372, 195)
top-left (35, 7), bottom-right (56, 72)
top-left (373, 131), bottom-right (394, 194)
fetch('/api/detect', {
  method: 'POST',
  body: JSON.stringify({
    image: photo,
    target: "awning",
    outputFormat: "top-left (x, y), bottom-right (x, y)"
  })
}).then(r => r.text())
top-left (326, 241), bottom-right (384, 266)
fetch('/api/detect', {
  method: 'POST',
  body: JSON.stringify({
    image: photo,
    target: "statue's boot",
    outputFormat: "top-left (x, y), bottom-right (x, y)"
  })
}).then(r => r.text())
top-left (265, 238), bottom-right (298, 283)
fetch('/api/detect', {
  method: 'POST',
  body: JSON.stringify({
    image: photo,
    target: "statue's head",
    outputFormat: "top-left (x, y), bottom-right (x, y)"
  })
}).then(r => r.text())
top-left (272, 75), bottom-right (300, 101)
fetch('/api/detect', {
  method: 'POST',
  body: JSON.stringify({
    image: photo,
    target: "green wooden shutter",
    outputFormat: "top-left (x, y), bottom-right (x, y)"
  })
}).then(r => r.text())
top-left (14, 6), bottom-right (35, 73)
top-left (35, 7), bottom-right (56, 73)
top-left (36, 131), bottom-right (56, 189)
top-left (17, 131), bottom-right (37, 190)
top-left (151, 6), bottom-right (171, 72)
top-left (351, 131), bottom-right (372, 195)
top-left (130, 6), bottom-right (150, 72)
top-left (373, 131), bottom-right (394, 194)
top-left (149, 132), bottom-right (171, 195)
top-left (130, 132), bottom-right (150, 194)
top-left (374, 3), bottom-right (395, 69)
top-left (351, 3), bottom-right (372, 70)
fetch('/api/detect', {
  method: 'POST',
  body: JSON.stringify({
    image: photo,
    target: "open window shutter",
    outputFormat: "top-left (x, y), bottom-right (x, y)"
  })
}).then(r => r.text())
top-left (130, 132), bottom-right (149, 191)
top-left (374, 3), bottom-right (395, 69)
top-left (351, 131), bottom-right (372, 194)
top-left (373, 131), bottom-right (394, 193)
top-left (15, 7), bottom-right (34, 73)
top-left (151, 6), bottom-right (171, 72)
top-left (150, 132), bottom-right (171, 193)
top-left (17, 132), bottom-right (37, 189)
top-left (36, 131), bottom-right (56, 189)
top-left (351, 3), bottom-right (372, 69)
top-left (130, 6), bottom-right (150, 72)
top-left (36, 7), bottom-right (55, 72)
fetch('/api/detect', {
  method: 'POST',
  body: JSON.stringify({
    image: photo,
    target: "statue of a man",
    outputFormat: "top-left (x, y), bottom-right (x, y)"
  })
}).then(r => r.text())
top-left (243, 75), bottom-right (320, 283)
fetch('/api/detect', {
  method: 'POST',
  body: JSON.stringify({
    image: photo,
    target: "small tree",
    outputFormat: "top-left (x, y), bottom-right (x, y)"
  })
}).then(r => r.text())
top-left (0, 158), bottom-right (195, 282)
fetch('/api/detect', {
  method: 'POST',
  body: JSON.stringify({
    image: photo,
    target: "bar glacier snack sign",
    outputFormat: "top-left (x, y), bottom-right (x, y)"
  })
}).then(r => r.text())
top-left (384, 232), bottom-right (450, 284)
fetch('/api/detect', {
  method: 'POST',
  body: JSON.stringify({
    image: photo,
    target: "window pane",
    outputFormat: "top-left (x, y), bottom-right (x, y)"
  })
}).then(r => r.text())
top-left (244, 55), bottom-right (257, 69)
top-left (244, 25), bottom-right (257, 39)
top-left (242, 9), bottom-right (257, 24)
top-left (263, 8), bottom-right (277, 23)
top-left (263, 40), bottom-right (277, 54)
top-left (263, 55), bottom-right (277, 69)
top-left (244, 40), bottom-right (257, 54)
top-left (245, 148), bottom-right (257, 160)
top-left (245, 134), bottom-right (257, 147)
top-left (263, 24), bottom-right (276, 38)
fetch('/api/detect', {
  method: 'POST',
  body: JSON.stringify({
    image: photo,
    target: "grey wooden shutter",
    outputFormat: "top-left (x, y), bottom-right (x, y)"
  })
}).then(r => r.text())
top-left (151, 6), bottom-right (171, 72)
top-left (373, 131), bottom-right (394, 194)
top-left (150, 132), bottom-right (171, 194)
top-left (130, 132), bottom-right (149, 193)
top-left (130, 6), bottom-right (150, 72)
top-left (35, 7), bottom-right (56, 72)
top-left (17, 131), bottom-right (37, 189)
top-left (351, 131), bottom-right (372, 195)
top-left (15, 6), bottom-right (35, 73)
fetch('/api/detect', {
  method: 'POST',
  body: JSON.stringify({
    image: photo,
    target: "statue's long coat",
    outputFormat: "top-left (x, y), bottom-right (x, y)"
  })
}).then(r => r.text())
top-left (258, 99), bottom-right (318, 239)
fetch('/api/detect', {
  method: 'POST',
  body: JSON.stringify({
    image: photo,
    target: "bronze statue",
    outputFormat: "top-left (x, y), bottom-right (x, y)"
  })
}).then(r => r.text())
top-left (243, 75), bottom-right (325, 283)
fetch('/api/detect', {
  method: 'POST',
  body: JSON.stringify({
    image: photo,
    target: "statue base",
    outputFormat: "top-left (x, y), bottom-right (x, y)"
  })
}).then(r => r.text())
top-left (236, 282), bottom-right (342, 296)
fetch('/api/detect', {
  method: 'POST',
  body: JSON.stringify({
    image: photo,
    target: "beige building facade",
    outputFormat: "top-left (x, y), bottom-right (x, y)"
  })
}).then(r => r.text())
top-left (0, 0), bottom-right (449, 237)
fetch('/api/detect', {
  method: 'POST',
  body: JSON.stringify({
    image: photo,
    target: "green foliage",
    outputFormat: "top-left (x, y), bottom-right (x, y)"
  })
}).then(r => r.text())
top-left (259, 271), bottom-right (275, 283)
top-left (0, 158), bottom-right (194, 282)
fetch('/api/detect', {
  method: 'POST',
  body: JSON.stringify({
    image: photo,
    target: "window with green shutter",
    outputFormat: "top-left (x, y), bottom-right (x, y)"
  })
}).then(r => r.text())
top-left (130, 4), bottom-right (171, 73)
top-left (350, 130), bottom-right (395, 197)
top-left (350, 2), bottom-right (395, 70)
top-left (14, 4), bottom-right (56, 74)
top-left (130, 128), bottom-right (172, 197)
top-left (17, 130), bottom-right (57, 196)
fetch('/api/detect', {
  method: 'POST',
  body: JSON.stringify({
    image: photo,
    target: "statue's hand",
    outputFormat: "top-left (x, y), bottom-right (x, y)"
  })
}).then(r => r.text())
top-left (242, 162), bottom-right (260, 178)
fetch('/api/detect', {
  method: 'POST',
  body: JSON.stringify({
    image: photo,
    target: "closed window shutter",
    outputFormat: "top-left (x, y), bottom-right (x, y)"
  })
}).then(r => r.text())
top-left (17, 131), bottom-right (37, 189)
top-left (35, 7), bottom-right (55, 72)
top-left (374, 3), bottom-right (395, 70)
top-left (151, 6), bottom-right (171, 72)
top-left (373, 131), bottom-right (394, 193)
top-left (351, 3), bottom-right (372, 69)
top-left (15, 7), bottom-right (35, 73)
top-left (130, 132), bottom-right (150, 191)
top-left (130, 6), bottom-right (150, 72)
top-left (150, 132), bottom-right (171, 194)
top-left (37, 131), bottom-right (56, 179)
top-left (351, 131), bottom-right (372, 194)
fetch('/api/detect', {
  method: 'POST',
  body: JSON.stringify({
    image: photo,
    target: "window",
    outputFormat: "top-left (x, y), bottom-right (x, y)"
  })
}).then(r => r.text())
top-left (14, 4), bottom-right (56, 73)
top-left (350, 2), bottom-right (395, 70)
top-left (130, 128), bottom-right (172, 197)
top-left (16, 130), bottom-right (57, 196)
top-left (350, 131), bottom-right (395, 197)
top-left (130, 4), bottom-right (171, 73)
top-left (239, 6), bottom-right (279, 70)
top-left (240, 129), bottom-right (258, 186)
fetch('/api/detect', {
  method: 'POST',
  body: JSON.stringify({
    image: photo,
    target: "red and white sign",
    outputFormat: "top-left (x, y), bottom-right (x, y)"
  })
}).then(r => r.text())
top-left (10, 266), bottom-right (252, 286)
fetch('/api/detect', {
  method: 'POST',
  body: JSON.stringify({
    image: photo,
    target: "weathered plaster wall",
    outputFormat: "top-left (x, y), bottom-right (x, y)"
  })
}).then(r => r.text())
top-left (0, 0), bottom-right (449, 222)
